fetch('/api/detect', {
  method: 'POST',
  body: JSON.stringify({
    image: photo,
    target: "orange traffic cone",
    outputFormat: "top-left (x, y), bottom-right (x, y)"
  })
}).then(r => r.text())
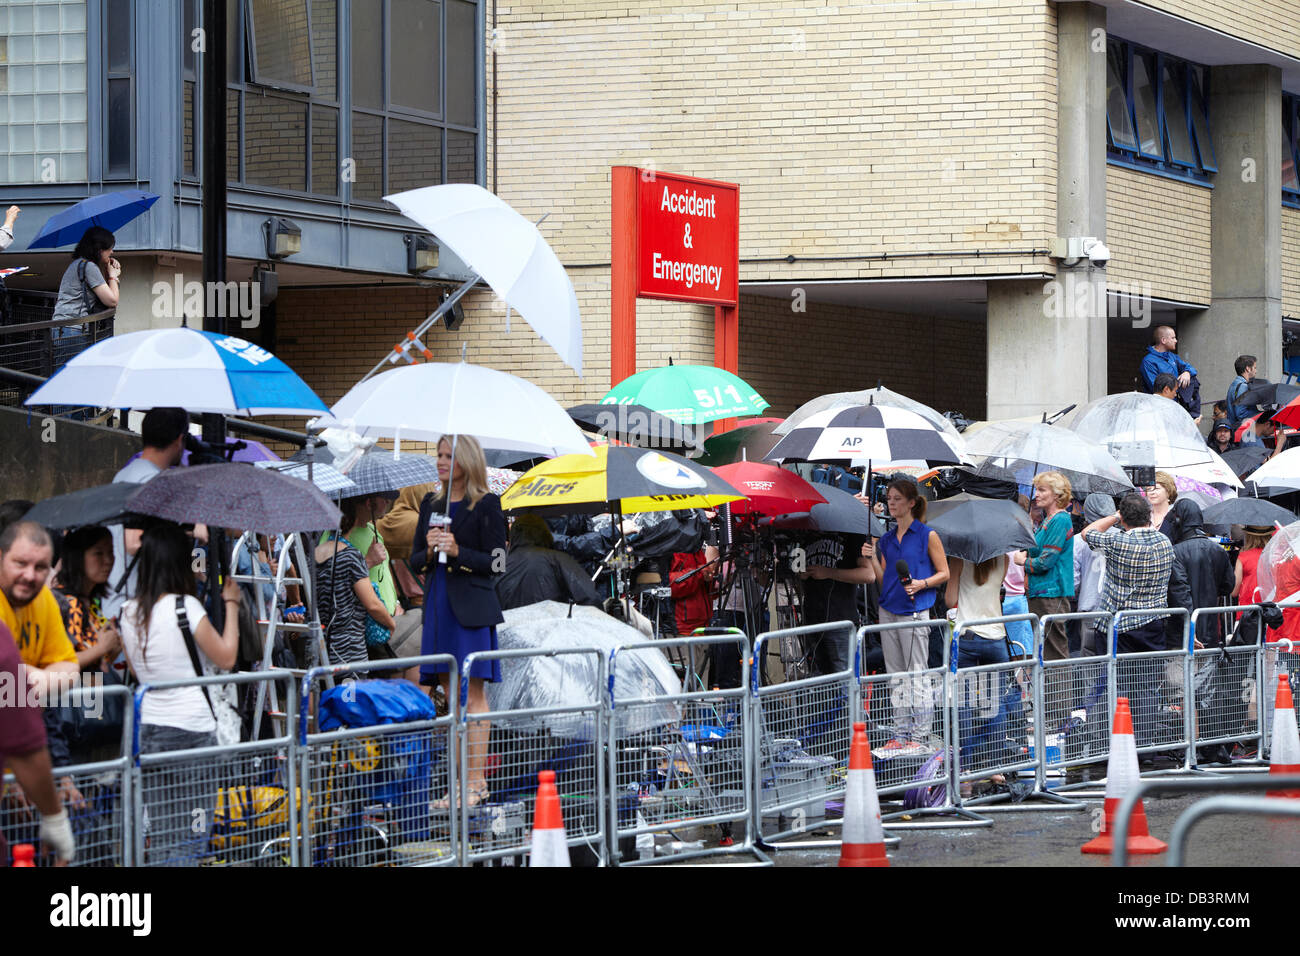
top-left (528, 770), bottom-right (569, 867)
top-left (1082, 697), bottom-right (1166, 855)
top-left (839, 722), bottom-right (889, 867)
top-left (1268, 674), bottom-right (1300, 798)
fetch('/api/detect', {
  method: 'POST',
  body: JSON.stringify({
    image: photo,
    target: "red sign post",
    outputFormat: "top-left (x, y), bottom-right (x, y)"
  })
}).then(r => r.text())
top-left (611, 167), bottom-right (740, 430)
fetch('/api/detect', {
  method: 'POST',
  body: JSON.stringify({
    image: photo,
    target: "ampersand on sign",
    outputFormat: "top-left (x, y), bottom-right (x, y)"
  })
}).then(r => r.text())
top-left (683, 222), bottom-right (693, 248)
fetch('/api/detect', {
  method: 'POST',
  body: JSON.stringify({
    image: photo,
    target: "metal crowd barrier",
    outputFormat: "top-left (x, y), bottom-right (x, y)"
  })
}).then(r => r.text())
top-left (1110, 608), bottom-right (1192, 768)
top-left (1037, 611), bottom-right (1115, 794)
top-left (299, 655), bottom-right (458, 868)
top-left (951, 613), bottom-right (1083, 812)
top-left (1186, 606), bottom-right (1266, 768)
top-left (132, 670), bottom-right (299, 868)
top-left (1168, 795), bottom-right (1300, 866)
top-left (608, 633), bottom-right (770, 865)
top-left (459, 646), bottom-right (607, 867)
top-left (1, 683), bottom-right (135, 866)
top-left (750, 622), bottom-right (860, 849)
top-left (1262, 638), bottom-right (1300, 759)
top-left (857, 618), bottom-right (991, 829)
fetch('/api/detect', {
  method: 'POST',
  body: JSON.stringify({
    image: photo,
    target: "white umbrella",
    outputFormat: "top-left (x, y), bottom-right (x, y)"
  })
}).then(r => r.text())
top-left (962, 420), bottom-right (1133, 496)
top-left (23, 327), bottom-right (328, 416)
top-left (384, 184), bottom-right (583, 376)
top-left (775, 385), bottom-right (961, 441)
top-left (1165, 455), bottom-right (1243, 490)
top-left (1068, 391), bottom-right (1213, 469)
top-left (311, 361), bottom-right (594, 459)
top-left (1236, 447), bottom-right (1300, 493)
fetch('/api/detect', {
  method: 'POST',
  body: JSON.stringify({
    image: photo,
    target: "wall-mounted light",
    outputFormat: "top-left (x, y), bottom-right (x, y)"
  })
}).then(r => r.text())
top-left (264, 217), bottom-right (302, 259)
top-left (405, 233), bottom-right (439, 274)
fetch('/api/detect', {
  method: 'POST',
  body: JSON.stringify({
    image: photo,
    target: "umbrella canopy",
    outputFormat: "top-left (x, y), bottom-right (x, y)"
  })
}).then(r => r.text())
top-left (1221, 444), bottom-right (1272, 479)
top-left (24, 328), bottom-right (329, 417)
top-left (1201, 497), bottom-right (1295, 529)
top-left (1168, 474), bottom-right (1225, 510)
top-left (340, 450), bottom-right (440, 497)
top-left (22, 482), bottom-right (140, 530)
top-left (127, 463), bottom-right (342, 534)
top-left (1237, 379), bottom-right (1300, 411)
top-left (925, 494), bottom-right (1036, 563)
top-left (27, 189), bottom-right (159, 249)
top-left (1068, 391), bottom-right (1214, 469)
top-left (1165, 455), bottom-right (1243, 489)
top-left (1237, 447), bottom-right (1300, 493)
top-left (962, 420), bottom-right (1133, 496)
top-left (313, 361), bottom-right (594, 459)
top-left (500, 445), bottom-right (746, 516)
top-left (710, 462), bottom-right (826, 517)
top-left (1270, 391), bottom-right (1300, 430)
top-left (253, 459), bottom-right (359, 496)
top-left (493, 602), bottom-right (681, 737)
top-left (776, 385), bottom-right (962, 441)
top-left (767, 482), bottom-right (880, 536)
top-left (696, 421), bottom-right (784, 467)
top-left (767, 404), bottom-right (963, 466)
top-left (1257, 521), bottom-right (1300, 604)
top-left (602, 364), bottom-right (768, 425)
top-left (384, 184), bottom-right (583, 375)
top-left (565, 402), bottom-right (701, 454)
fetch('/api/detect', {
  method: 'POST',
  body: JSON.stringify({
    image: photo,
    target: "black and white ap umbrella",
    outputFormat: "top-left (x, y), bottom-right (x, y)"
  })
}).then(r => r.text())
top-left (767, 403), bottom-right (963, 467)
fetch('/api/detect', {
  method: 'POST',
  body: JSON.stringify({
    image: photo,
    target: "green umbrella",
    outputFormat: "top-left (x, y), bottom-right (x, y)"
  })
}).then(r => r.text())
top-left (602, 362), bottom-right (768, 426)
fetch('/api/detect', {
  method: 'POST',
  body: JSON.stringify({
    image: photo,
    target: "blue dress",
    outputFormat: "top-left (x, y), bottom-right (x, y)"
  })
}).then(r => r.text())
top-left (419, 501), bottom-right (502, 684)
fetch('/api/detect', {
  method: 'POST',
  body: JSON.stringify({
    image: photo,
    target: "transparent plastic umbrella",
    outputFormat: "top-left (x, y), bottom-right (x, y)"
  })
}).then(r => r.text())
top-left (491, 602), bottom-right (682, 737)
top-left (776, 385), bottom-right (961, 441)
top-left (1257, 521), bottom-right (1300, 605)
top-left (962, 420), bottom-right (1133, 496)
top-left (1068, 391), bottom-right (1214, 469)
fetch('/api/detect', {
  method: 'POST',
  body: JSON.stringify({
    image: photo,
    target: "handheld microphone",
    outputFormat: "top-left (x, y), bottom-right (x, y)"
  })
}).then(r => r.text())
top-left (896, 559), bottom-right (915, 603)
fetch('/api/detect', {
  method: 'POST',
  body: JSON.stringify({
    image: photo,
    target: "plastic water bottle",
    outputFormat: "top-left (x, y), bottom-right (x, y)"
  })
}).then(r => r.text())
top-left (12, 844), bottom-right (36, 867)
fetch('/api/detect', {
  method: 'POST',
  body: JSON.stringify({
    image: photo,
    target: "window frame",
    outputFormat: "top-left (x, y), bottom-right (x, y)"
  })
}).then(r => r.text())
top-left (246, 0), bottom-right (317, 95)
top-left (1283, 93), bottom-right (1300, 207)
top-left (103, 0), bottom-right (135, 181)
top-left (1106, 36), bottom-right (1214, 185)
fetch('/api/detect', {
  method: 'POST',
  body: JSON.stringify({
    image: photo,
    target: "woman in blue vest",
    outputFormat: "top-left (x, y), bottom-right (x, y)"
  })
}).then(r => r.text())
top-left (872, 478), bottom-right (950, 754)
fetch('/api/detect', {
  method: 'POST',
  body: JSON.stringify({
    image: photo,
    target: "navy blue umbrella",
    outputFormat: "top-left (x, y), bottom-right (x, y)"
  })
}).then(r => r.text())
top-left (27, 190), bottom-right (159, 249)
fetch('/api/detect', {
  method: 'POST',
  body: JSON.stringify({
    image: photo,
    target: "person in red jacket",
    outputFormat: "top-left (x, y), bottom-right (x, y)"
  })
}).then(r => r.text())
top-left (671, 545), bottom-right (719, 637)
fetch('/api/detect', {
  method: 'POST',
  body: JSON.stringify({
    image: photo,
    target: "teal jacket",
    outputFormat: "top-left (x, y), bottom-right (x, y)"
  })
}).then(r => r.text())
top-left (1025, 511), bottom-right (1074, 599)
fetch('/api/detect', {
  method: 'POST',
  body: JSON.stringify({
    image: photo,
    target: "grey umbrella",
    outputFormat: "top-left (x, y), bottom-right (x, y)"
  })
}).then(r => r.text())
top-left (926, 494), bottom-right (1037, 563)
top-left (1201, 497), bottom-right (1296, 529)
top-left (126, 463), bottom-right (341, 533)
top-left (22, 482), bottom-right (140, 530)
top-left (340, 449), bottom-right (440, 497)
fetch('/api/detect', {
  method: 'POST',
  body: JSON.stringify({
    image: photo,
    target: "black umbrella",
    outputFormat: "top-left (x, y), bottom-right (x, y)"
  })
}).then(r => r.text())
top-left (566, 403), bottom-right (702, 454)
top-left (1201, 497), bottom-right (1296, 529)
top-left (925, 494), bottom-right (1037, 563)
top-left (767, 482), bottom-right (885, 537)
top-left (126, 463), bottom-right (342, 533)
top-left (22, 482), bottom-right (141, 530)
top-left (1236, 379), bottom-right (1300, 410)
top-left (1220, 444), bottom-right (1271, 478)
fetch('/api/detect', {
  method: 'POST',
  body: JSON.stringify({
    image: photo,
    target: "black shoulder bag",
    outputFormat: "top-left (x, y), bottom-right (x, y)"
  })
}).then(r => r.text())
top-left (175, 595), bottom-right (217, 721)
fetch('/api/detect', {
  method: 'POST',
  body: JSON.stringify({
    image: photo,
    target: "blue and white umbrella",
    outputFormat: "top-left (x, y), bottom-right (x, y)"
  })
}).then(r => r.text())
top-left (27, 189), bottom-right (159, 249)
top-left (24, 327), bottom-right (328, 417)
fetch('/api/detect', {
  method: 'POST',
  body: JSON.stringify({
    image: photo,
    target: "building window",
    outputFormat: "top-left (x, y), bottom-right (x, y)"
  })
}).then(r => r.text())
top-left (104, 0), bottom-right (133, 178)
top-left (1284, 94), bottom-right (1300, 205)
top-left (0, 0), bottom-right (88, 184)
top-left (1106, 38), bottom-right (1215, 181)
top-left (350, 0), bottom-right (480, 205)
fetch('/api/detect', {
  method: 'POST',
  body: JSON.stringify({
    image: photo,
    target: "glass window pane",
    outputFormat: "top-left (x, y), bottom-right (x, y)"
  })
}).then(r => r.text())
top-left (61, 2), bottom-right (86, 32)
top-left (226, 0), bottom-right (241, 83)
top-left (447, 127), bottom-right (474, 183)
top-left (391, 0), bottom-right (439, 114)
top-left (311, 104), bottom-right (337, 194)
top-left (1107, 44), bottom-right (1136, 149)
top-left (387, 118), bottom-right (440, 192)
top-left (1161, 61), bottom-right (1196, 166)
top-left (106, 76), bottom-right (131, 174)
top-left (249, 0), bottom-right (313, 89)
top-left (35, 33), bottom-right (59, 62)
top-left (183, 0), bottom-right (196, 76)
top-left (310, 0), bottom-right (337, 99)
top-left (446, 0), bottom-right (474, 126)
top-left (34, 3), bottom-right (60, 32)
top-left (1284, 104), bottom-right (1299, 192)
top-left (61, 92), bottom-right (85, 121)
top-left (35, 63), bottom-right (59, 92)
top-left (350, 0), bottom-right (382, 109)
top-left (243, 90), bottom-right (307, 190)
top-left (106, 0), bottom-right (130, 73)
top-left (36, 122), bottom-right (59, 150)
top-left (350, 110), bottom-right (383, 200)
top-left (59, 150), bottom-right (86, 182)
top-left (183, 79), bottom-right (195, 174)
top-left (227, 87), bottom-right (240, 181)
top-left (1189, 66), bottom-right (1215, 170)
top-left (60, 121), bottom-right (84, 150)
top-left (1132, 52), bottom-right (1163, 159)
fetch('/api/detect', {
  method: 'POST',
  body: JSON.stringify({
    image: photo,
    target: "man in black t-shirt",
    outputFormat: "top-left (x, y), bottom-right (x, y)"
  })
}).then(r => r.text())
top-left (800, 533), bottom-right (876, 676)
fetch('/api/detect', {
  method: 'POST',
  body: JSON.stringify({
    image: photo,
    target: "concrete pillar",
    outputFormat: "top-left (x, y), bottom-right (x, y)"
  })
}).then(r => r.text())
top-left (113, 257), bottom-right (205, 335)
top-left (1180, 65), bottom-right (1282, 395)
top-left (987, 3), bottom-right (1107, 419)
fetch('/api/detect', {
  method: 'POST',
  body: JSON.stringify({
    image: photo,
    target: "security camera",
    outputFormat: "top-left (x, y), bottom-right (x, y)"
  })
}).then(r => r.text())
top-left (1083, 239), bottom-right (1110, 267)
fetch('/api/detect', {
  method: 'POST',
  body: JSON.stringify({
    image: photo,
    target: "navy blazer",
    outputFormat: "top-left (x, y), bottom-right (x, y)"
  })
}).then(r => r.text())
top-left (410, 491), bottom-right (507, 628)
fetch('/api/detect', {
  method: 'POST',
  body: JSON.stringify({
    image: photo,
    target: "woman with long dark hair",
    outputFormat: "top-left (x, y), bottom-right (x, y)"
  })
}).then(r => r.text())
top-left (51, 526), bottom-right (120, 673)
top-left (51, 226), bottom-right (120, 368)
top-left (315, 495), bottom-right (397, 666)
top-left (871, 477), bottom-right (949, 754)
top-left (411, 435), bottom-right (506, 807)
top-left (117, 522), bottom-right (242, 865)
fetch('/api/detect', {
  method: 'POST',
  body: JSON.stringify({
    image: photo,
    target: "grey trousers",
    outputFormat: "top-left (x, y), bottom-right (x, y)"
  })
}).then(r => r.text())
top-left (879, 607), bottom-right (935, 741)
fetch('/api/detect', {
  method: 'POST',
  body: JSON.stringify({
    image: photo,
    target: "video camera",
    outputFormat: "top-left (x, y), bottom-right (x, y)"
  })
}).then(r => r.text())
top-left (184, 432), bottom-right (248, 466)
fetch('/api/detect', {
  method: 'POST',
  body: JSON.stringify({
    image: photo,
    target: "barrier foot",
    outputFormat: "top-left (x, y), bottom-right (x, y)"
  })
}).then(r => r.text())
top-left (880, 804), bottom-right (994, 830)
top-left (757, 830), bottom-right (902, 852)
top-left (960, 788), bottom-right (1087, 812)
top-left (617, 840), bottom-right (773, 867)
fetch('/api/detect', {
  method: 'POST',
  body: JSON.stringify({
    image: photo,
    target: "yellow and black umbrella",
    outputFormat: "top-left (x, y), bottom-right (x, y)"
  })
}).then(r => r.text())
top-left (501, 445), bottom-right (746, 516)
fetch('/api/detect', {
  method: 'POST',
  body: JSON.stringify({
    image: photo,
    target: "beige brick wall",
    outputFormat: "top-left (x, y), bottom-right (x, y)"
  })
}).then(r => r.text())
top-left (491, 0), bottom-right (1060, 286)
top-left (1134, 1), bottom-right (1300, 61)
top-left (740, 294), bottom-right (987, 421)
top-left (1105, 165), bottom-right (1212, 304)
top-left (1285, 206), bottom-right (1300, 317)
